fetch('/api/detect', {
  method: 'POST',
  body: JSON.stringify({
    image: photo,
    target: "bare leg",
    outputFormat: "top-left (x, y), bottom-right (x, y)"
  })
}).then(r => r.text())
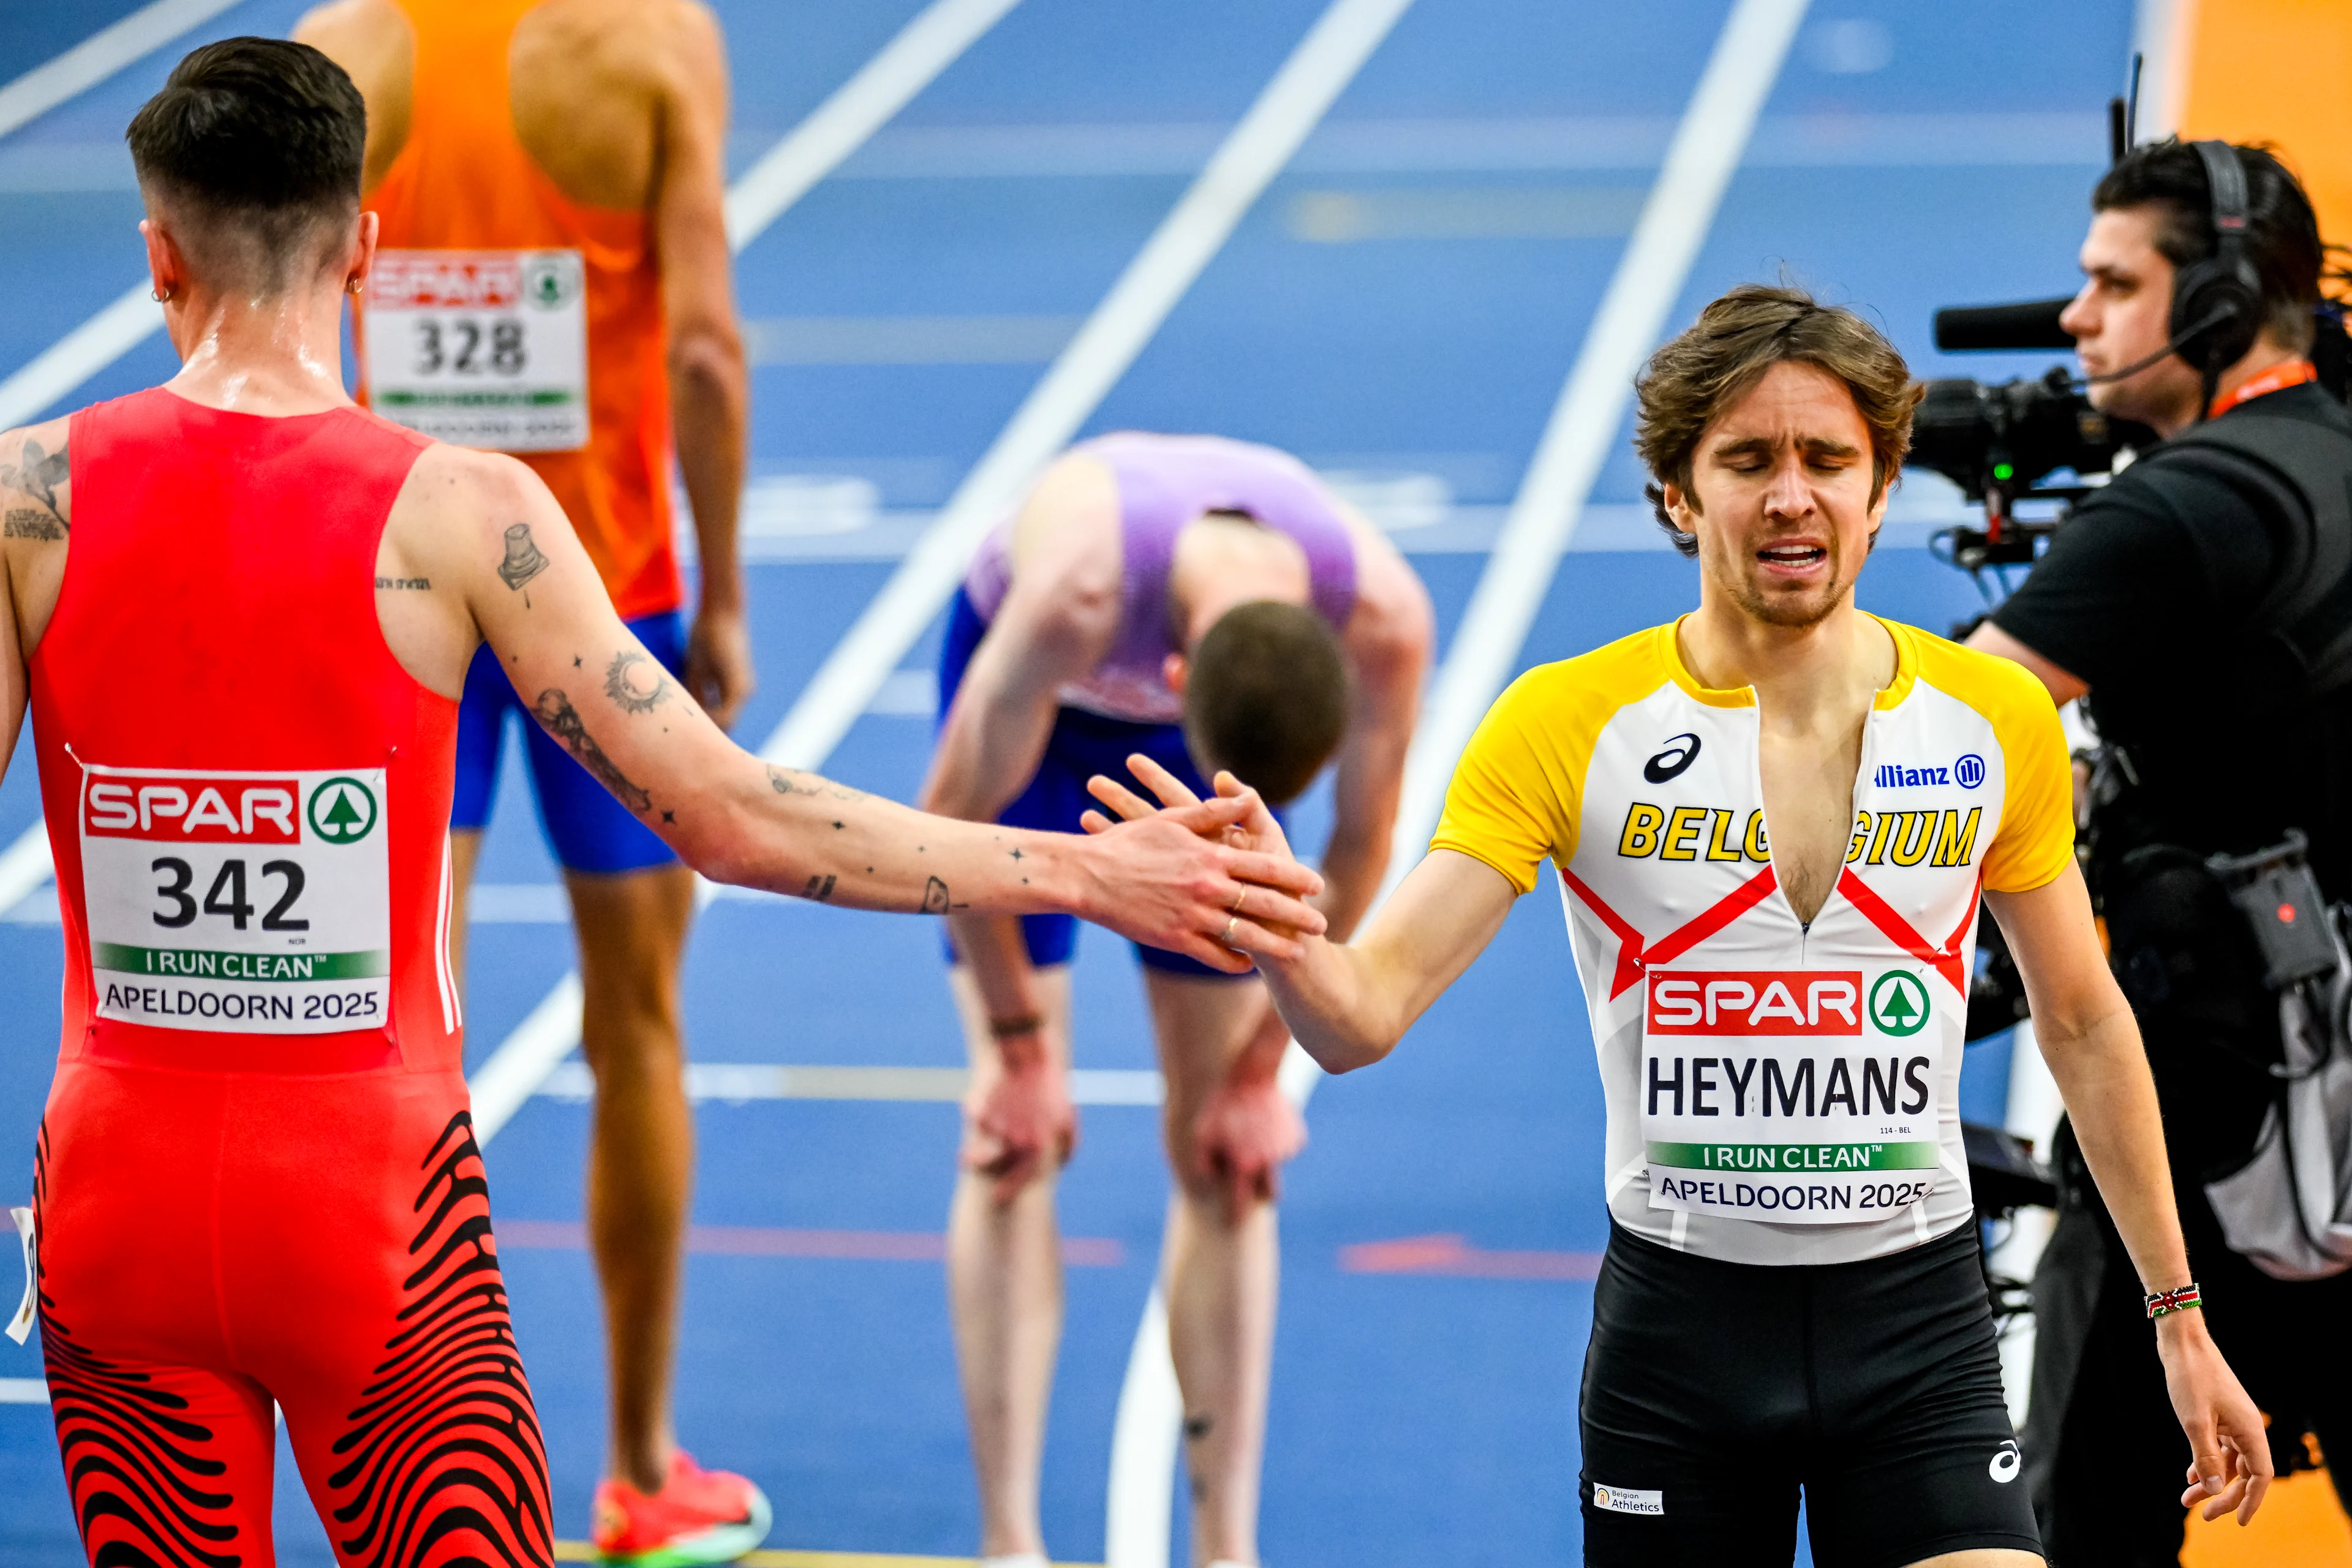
top-left (1147, 971), bottom-right (1279, 1568)
top-left (566, 861), bottom-right (698, 1495)
top-left (946, 964), bottom-right (1074, 1560)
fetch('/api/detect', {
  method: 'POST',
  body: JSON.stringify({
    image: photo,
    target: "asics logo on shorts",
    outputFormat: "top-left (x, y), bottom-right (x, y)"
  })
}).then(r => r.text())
top-left (1988, 1440), bottom-right (2021, 1483)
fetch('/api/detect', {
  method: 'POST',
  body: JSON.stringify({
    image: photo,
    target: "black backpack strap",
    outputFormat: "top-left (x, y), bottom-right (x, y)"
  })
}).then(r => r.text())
top-left (2137, 416), bottom-right (2352, 697)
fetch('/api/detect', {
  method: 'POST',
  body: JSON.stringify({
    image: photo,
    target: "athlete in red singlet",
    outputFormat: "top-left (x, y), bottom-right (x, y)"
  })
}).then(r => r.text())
top-left (0, 42), bottom-right (1323, 1567)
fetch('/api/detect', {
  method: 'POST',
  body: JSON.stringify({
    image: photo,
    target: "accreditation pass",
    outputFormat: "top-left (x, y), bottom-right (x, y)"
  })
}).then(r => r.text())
top-left (365, 249), bottom-right (588, 453)
top-left (80, 764), bottom-right (390, 1034)
top-left (1642, 968), bottom-right (1940, 1224)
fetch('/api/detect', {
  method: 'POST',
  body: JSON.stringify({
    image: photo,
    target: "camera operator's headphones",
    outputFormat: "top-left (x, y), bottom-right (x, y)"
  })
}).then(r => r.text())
top-left (2171, 140), bottom-right (2264, 375)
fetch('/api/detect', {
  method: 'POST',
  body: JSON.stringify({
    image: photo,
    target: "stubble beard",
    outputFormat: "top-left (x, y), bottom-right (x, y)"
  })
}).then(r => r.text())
top-left (1707, 535), bottom-right (1853, 631)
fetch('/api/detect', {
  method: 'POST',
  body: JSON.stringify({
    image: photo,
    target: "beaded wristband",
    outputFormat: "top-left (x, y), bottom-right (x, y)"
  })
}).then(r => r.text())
top-left (2144, 1283), bottom-right (2203, 1320)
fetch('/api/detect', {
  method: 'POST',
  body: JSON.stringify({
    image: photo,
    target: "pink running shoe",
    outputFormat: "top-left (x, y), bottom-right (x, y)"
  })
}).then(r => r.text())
top-left (592, 1451), bottom-right (772, 1566)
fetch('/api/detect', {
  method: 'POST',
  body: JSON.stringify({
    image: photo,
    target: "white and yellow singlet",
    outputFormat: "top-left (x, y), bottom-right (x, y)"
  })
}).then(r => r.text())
top-left (1433, 617), bottom-right (2075, 1265)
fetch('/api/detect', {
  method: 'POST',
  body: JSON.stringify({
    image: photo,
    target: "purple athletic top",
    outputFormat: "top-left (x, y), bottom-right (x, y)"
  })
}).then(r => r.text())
top-left (963, 432), bottom-right (1359, 723)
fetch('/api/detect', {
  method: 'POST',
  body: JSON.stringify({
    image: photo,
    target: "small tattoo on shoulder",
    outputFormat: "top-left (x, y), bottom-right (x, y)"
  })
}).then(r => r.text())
top-left (605, 649), bottom-right (670, 714)
top-left (0, 435), bottom-right (69, 540)
top-left (497, 523), bottom-right (550, 594)
top-left (374, 575), bottom-right (431, 590)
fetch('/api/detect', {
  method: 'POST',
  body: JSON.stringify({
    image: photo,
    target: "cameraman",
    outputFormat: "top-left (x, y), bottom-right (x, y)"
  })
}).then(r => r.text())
top-left (1970, 138), bottom-right (2352, 1563)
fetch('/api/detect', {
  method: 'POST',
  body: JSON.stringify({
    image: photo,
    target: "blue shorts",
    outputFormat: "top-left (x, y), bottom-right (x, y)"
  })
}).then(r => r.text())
top-left (937, 587), bottom-right (1272, 979)
top-left (451, 609), bottom-right (686, 875)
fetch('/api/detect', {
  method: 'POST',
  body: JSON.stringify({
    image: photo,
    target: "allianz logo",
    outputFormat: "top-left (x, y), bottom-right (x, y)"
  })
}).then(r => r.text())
top-left (1872, 754), bottom-right (1986, 791)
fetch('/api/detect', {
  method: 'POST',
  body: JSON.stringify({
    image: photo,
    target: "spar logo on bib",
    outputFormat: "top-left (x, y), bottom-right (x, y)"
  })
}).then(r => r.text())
top-left (1868, 971), bottom-right (1931, 1037)
top-left (307, 777), bottom-right (378, 844)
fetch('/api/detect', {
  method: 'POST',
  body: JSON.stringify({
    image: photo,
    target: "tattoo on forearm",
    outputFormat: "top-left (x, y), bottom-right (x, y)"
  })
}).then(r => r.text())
top-left (767, 765), bottom-right (864, 802)
top-left (605, 649), bottom-right (670, 714)
top-left (0, 437), bottom-right (69, 538)
top-left (497, 523), bottom-right (550, 595)
top-left (374, 575), bottom-right (431, 590)
top-left (1185, 1414), bottom-right (1214, 1441)
top-left (802, 874), bottom-right (837, 902)
top-left (530, 690), bottom-right (653, 813)
top-left (921, 875), bottom-right (951, 914)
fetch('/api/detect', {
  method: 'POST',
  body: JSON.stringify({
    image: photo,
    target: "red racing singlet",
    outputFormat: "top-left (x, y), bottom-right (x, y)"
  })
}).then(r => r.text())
top-left (31, 389), bottom-right (459, 1072)
top-left (23, 388), bottom-right (552, 1568)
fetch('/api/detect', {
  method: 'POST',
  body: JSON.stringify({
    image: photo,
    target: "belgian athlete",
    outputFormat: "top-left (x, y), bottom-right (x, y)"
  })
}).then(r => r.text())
top-left (0, 42), bottom-right (1322, 1568)
top-left (292, 0), bottom-right (758, 1554)
top-left (921, 434), bottom-right (1433, 1568)
top-left (1088, 287), bottom-right (2272, 1566)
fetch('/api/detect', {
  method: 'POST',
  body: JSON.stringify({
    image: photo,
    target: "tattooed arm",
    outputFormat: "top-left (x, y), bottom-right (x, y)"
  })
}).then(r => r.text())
top-left (0, 418), bottom-right (75, 783)
top-left (374, 444), bottom-right (1327, 968)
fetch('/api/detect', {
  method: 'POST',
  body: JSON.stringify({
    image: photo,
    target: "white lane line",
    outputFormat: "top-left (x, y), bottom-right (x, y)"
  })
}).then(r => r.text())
top-left (470, 0), bottom-right (1415, 1150)
top-left (534, 1061), bottom-right (1163, 1106)
top-left (0, 1376), bottom-right (48, 1403)
top-left (0, 0), bottom-right (242, 143)
top-left (1101, 2), bottom-right (1812, 1564)
top-left (0, 282), bottom-right (162, 434)
top-left (760, 0), bottom-right (1419, 785)
top-left (0, 0), bottom-right (1019, 440)
top-left (724, 0), bottom-right (1024, 251)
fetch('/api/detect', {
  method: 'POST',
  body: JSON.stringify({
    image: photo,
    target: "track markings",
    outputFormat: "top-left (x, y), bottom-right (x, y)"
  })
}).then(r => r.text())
top-left (0, 0), bottom-right (242, 143)
top-left (1101, 2), bottom-right (1814, 1562)
top-left (533, 1061), bottom-right (1162, 1106)
top-left (499, 1219), bottom-right (1125, 1268)
top-left (552, 1544), bottom-right (1099, 1567)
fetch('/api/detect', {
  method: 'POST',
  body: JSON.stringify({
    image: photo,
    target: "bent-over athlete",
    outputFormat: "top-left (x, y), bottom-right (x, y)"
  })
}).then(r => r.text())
top-left (922, 434), bottom-right (1433, 1568)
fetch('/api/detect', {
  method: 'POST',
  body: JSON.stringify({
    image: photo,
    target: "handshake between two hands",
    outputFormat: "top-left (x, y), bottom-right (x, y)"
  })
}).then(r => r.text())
top-left (1074, 753), bottom-right (1327, 974)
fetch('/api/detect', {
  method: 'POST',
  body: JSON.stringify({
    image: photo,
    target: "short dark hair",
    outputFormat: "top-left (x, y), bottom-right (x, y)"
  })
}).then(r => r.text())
top-left (126, 38), bottom-right (366, 290)
top-left (1182, 601), bottom-right (1349, 807)
top-left (1634, 284), bottom-right (1919, 556)
top-left (2093, 137), bottom-right (2323, 353)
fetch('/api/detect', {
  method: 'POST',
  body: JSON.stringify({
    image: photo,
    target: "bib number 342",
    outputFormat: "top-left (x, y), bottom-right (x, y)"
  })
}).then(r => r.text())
top-left (79, 766), bottom-right (391, 1034)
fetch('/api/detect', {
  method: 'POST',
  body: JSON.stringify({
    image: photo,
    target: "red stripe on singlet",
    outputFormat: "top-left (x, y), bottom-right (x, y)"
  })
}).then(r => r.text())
top-left (1836, 867), bottom-right (1979, 995)
top-left (1560, 863), bottom-right (1782, 1000)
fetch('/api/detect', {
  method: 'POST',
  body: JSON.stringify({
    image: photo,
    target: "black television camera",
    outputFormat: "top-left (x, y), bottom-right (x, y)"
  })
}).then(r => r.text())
top-left (1907, 296), bottom-right (2154, 595)
top-left (1911, 294), bottom-right (2352, 604)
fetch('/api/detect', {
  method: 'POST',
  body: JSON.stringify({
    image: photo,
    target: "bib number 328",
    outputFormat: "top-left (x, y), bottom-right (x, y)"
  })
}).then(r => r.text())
top-left (79, 766), bottom-right (391, 1034)
top-left (365, 249), bottom-right (589, 453)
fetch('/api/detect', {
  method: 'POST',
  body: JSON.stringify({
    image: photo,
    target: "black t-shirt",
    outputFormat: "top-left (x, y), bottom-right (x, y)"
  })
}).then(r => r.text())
top-left (1992, 380), bottom-right (2352, 1175)
top-left (1992, 380), bottom-right (2352, 887)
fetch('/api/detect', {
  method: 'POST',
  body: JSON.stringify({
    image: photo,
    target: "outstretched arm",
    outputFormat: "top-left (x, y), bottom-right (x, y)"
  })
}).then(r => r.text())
top-left (375, 447), bottom-right (1324, 968)
top-left (1087, 763), bottom-right (1515, 1071)
top-left (1988, 864), bottom-right (2271, 1524)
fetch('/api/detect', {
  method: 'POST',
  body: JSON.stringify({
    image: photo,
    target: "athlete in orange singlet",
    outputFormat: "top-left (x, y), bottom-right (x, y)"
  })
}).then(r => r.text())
top-left (293, 1), bottom-right (754, 1553)
top-left (0, 40), bottom-right (1326, 1568)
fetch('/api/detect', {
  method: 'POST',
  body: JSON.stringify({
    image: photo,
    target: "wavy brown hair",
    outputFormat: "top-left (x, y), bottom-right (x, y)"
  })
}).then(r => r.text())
top-left (1634, 284), bottom-right (1921, 556)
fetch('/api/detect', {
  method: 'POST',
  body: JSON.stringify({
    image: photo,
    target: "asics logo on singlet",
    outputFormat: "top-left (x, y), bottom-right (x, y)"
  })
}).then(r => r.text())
top-left (1870, 753), bottom-right (1986, 790)
top-left (1989, 1440), bottom-right (2021, 1483)
top-left (1642, 733), bottom-right (1701, 783)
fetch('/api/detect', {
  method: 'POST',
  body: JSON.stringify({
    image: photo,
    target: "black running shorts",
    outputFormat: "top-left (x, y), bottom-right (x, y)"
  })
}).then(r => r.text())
top-left (1578, 1219), bottom-right (2041, 1566)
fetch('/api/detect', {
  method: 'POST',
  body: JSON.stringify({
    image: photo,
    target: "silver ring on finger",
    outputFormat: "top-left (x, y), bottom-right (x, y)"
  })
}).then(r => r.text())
top-left (1223, 914), bottom-right (1238, 946)
top-left (1229, 886), bottom-right (1248, 916)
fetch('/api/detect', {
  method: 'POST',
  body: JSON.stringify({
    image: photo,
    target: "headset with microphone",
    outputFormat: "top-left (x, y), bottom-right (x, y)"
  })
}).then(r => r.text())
top-left (2082, 139), bottom-right (2264, 392)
